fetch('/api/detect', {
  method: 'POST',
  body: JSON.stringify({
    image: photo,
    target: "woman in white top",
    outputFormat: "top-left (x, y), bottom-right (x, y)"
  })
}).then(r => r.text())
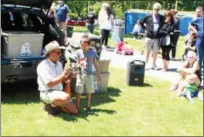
top-left (99, 6), bottom-right (114, 47)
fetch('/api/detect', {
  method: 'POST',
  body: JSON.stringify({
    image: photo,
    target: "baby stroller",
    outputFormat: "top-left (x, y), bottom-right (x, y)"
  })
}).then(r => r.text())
top-left (112, 30), bottom-right (134, 55)
top-left (115, 41), bottom-right (134, 55)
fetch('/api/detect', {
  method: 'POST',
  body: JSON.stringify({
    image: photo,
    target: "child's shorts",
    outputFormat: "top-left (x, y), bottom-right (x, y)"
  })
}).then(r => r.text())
top-left (75, 74), bottom-right (95, 94)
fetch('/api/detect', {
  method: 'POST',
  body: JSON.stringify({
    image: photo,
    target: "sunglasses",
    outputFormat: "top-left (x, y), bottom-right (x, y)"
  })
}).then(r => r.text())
top-left (51, 50), bottom-right (61, 55)
top-left (154, 9), bottom-right (160, 11)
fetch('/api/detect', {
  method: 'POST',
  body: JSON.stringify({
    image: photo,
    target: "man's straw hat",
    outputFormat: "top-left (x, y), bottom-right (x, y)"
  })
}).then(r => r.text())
top-left (44, 41), bottom-right (63, 56)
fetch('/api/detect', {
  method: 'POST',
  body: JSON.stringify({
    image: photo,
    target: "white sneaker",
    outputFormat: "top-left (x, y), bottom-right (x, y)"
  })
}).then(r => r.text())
top-left (145, 63), bottom-right (152, 70)
top-left (102, 45), bottom-right (106, 50)
top-left (152, 63), bottom-right (158, 71)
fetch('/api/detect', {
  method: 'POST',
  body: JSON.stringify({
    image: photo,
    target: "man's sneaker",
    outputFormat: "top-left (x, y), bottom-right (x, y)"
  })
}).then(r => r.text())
top-left (171, 58), bottom-right (176, 61)
top-left (44, 104), bottom-right (61, 117)
top-left (152, 64), bottom-right (158, 71)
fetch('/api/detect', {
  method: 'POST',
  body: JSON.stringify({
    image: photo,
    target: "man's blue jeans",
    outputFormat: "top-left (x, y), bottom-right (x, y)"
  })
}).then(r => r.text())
top-left (197, 45), bottom-right (204, 80)
top-left (87, 23), bottom-right (94, 34)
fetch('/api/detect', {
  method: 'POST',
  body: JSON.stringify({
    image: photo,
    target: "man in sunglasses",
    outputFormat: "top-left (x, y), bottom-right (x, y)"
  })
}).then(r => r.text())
top-left (37, 41), bottom-right (78, 116)
top-left (138, 3), bottom-right (164, 70)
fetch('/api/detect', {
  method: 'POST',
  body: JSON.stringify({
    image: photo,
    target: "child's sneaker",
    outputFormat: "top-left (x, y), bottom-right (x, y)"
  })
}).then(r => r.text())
top-left (87, 107), bottom-right (93, 114)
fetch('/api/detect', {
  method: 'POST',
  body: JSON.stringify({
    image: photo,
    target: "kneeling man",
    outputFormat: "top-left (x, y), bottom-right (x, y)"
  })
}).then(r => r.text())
top-left (37, 41), bottom-right (78, 115)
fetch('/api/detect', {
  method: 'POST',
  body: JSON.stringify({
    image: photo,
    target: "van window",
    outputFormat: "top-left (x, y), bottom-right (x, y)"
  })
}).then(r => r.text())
top-left (22, 13), bottom-right (34, 28)
top-left (1, 11), bottom-right (14, 31)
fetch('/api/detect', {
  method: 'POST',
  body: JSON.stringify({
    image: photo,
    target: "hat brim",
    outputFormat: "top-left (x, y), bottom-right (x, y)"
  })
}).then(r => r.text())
top-left (43, 46), bottom-right (66, 57)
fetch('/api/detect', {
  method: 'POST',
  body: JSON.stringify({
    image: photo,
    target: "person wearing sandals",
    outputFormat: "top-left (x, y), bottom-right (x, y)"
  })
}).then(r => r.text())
top-left (158, 10), bottom-right (175, 72)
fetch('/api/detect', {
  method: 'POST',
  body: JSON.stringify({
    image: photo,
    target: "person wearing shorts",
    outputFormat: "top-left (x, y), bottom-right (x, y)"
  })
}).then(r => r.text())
top-left (37, 41), bottom-right (78, 116)
top-left (138, 3), bottom-right (164, 70)
top-left (75, 35), bottom-right (101, 113)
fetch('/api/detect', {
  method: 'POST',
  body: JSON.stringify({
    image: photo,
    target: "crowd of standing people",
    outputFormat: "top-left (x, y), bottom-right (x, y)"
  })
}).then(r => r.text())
top-left (136, 3), bottom-right (203, 102)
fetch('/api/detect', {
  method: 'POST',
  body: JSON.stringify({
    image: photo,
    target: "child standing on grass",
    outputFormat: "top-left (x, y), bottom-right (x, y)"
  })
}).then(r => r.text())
top-left (75, 35), bottom-right (101, 113)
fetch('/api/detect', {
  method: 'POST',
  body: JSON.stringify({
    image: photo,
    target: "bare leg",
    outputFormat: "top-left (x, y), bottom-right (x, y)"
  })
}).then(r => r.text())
top-left (166, 61), bottom-right (169, 70)
top-left (52, 94), bottom-right (78, 115)
top-left (162, 59), bottom-right (166, 70)
top-left (177, 82), bottom-right (185, 96)
top-left (152, 52), bottom-right (158, 65)
top-left (76, 94), bottom-right (81, 109)
top-left (186, 91), bottom-right (194, 103)
top-left (146, 51), bottom-right (150, 63)
top-left (63, 102), bottom-right (78, 115)
top-left (87, 94), bottom-right (92, 108)
top-left (52, 93), bottom-right (71, 106)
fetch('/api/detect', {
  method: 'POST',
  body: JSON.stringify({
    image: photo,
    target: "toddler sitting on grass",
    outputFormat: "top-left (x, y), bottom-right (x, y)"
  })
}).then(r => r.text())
top-left (177, 74), bottom-right (200, 103)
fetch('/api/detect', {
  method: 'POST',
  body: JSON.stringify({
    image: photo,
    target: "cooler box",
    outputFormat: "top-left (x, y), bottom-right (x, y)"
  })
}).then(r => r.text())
top-left (94, 72), bottom-right (110, 92)
top-left (2, 31), bottom-right (44, 58)
top-left (98, 60), bottom-right (110, 73)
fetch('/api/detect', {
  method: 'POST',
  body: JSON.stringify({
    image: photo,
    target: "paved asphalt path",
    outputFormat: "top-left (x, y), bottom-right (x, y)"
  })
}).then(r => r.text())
top-left (100, 48), bottom-right (181, 82)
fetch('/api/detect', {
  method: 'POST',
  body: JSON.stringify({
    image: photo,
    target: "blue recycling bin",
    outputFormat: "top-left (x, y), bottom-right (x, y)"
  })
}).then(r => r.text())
top-left (179, 16), bottom-right (193, 35)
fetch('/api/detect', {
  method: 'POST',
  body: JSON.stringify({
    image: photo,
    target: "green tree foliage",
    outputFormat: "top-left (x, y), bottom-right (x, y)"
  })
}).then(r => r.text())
top-left (64, 0), bottom-right (204, 19)
top-left (65, 0), bottom-right (88, 18)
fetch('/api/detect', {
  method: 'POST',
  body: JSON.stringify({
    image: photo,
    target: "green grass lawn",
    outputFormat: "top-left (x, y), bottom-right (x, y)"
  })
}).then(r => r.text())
top-left (73, 26), bottom-right (186, 59)
top-left (1, 67), bottom-right (203, 136)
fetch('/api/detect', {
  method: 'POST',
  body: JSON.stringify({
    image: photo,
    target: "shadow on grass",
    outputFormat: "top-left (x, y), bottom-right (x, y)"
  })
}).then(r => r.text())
top-left (168, 68), bottom-right (178, 72)
top-left (2, 82), bottom-right (121, 122)
top-left (128, 83), bottom-right (153, 87)
top-left (59, 108), bottom-right (117, 122)
top-left (57, 87), bottom-right (120, 122)
top-left (1, 80), bottom-right (39, 104)
top-left (157, 68), bottom-right (178, 73)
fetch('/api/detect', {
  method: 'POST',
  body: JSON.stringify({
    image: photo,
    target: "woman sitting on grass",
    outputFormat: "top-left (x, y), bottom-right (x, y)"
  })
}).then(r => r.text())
top-left (170, 51), bottom-right (202, 100)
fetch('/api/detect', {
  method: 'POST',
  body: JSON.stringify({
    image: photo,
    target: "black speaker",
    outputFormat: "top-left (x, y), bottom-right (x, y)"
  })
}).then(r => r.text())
top-left (126, 60), bottom-right (145, 86)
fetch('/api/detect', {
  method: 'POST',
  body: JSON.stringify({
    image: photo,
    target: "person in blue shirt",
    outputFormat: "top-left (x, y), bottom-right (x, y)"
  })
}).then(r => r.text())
top-left (75, 35), bottom-right (101, 113)
top-left (56, 0), bottom-right (69, 43)
top-left (189, 7), bottom-right (204, 82)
